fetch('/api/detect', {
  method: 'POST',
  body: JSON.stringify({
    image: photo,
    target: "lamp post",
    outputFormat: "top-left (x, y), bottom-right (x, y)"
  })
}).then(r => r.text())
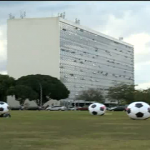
top-left (38, 81), bottom-right (43, 107)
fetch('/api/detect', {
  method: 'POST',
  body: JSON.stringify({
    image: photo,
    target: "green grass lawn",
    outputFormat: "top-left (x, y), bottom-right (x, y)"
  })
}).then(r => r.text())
top-left (0, 111), bottom-right (150, 150)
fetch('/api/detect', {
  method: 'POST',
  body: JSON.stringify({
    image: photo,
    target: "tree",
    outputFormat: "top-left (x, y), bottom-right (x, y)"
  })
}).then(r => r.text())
top-left (10, 74), bottom-right (70, 106)
top-left (76, 88), bottom-right (104, 103)
top-left (0, 74), bottom-right (15, 102)
top-left (7, 85), bottom-right (38, 105)
top-left (134, 89), bottom-right (150, 104)
top-left (107, 83), bottom-right (135, 105)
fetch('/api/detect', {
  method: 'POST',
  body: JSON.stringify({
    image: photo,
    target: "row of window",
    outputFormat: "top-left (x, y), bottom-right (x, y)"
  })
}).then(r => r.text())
top-left (60, 22), bottom-right (133, 52)
top-left (60, 62), bottom-right (133, 76)
top-left (60, 54), bottom-right (133, 73)
top-left (60, 22), bottom-right (133, 51)
top-left (60, 64), bottom-right (133, 78)
top-left (60, 70), bottom-right (134, 83)
top-left (60, 62), bottom-right (134, 82)
top-left (60, 38), bottom-right (133, 65)
top-left (60, 32), bottom-right (133, 59)
top-left (60, 48), bottom-right (133, 69)
top-left (63, 79), bottom-right (133, 92)
top-left (59, 22), bottom-right (134, 99)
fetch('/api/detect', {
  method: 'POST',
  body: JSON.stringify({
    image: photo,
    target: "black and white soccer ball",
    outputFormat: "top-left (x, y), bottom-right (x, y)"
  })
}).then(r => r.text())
top-left (88, 103), bottom-right (106, 116)
top-left (126, 101), bottom-right (150, 120)
top-left (0, 101), bottom-right (11, 118)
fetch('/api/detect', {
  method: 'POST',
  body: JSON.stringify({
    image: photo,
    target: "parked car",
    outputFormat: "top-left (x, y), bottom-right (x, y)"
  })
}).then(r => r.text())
top-left (107, 106), bottom-right (118, 111)
top-left (46, 106), bottom-right (66, 111)
top-left (108, 105), bottom-right (127, 111)
top-left (67, 107), bottom-right (77, 111)
top-left (76, 107), bottom-right (88, 111)
top-left (9, 106), bottom-right (21, 110)
top-left (27, 106), bottom-right (41, 110)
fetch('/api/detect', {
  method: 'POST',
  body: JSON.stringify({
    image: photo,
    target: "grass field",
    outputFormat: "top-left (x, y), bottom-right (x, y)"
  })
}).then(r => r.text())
top-left (0, 111), bottom-right (150, 150)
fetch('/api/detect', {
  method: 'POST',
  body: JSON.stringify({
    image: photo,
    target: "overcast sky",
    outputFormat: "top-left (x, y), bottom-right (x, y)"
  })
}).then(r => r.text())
top-left (0, 1), bottom-right (150, 89)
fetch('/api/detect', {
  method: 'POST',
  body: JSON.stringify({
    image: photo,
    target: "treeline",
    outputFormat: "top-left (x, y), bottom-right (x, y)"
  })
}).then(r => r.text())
top-left (1, 73), bottom-right (149, 106)
top-left (76, 83), bottom-right (150, 105)
top-left (0, 74), bottom-right (70, 106)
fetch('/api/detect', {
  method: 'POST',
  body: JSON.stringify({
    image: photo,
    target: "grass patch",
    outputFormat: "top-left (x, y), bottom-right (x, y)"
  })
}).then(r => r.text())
top-left (0, 111), bottom-right (150, 150)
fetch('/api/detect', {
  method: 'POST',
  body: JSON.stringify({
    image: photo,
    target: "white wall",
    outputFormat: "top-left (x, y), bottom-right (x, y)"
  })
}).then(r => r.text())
top-left (7, 17), bottom-right (60, 79)
top-left (43, 100), bottom-right (60, 107)
top-left (7, 95), bottom-right (60, 107)
top-left (7, 96), bottom-right (20, 107)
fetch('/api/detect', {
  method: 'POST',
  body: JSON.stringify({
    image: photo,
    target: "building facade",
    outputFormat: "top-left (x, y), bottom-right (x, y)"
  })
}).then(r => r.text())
top-left (7, 17), bottom-right (134, 102)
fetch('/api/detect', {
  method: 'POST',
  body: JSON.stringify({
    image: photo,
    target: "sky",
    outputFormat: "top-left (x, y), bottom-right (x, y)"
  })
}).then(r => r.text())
top-left (0, 1), bottom-right (150, 89)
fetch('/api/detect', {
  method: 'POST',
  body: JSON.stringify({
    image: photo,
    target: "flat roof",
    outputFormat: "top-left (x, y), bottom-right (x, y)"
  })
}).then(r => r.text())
top-left (8, 17), bottom-right (133, 47)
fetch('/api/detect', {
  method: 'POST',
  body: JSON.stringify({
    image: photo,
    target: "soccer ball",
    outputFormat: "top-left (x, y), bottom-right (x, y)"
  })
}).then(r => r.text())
top-left (88, 103), bottom-right (106, 116)
top-left (0, 101), bottom-right (10, 117)
top-left (126, 101), bottom-right (150, 120)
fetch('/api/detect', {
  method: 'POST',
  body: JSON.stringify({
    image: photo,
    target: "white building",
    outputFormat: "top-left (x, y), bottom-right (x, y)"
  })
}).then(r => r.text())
top-left (7, 17), bottom-right (134, 103)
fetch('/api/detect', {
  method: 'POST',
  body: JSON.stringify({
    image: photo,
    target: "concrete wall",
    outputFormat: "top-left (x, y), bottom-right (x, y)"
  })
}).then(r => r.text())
top-left (7, 17), bottom-right (60, 79)
top-left (7, 96), bottom-right (20, 107)
top-left (7, 96), bottom-right (60, 107)
top-left (43, 100), bottom-right (60, 107)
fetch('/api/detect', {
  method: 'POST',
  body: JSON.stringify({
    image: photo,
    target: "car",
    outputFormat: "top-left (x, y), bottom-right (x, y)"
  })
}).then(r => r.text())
top-left (46, 106), bottom-right (66, 111)
top-left (107, 106), bottom-right (117, 111)
top-left (108, 105), bottom-right (127, 111)
top-left (76, 107), bottom-right (88, 111)
top-left (26, 106), bottom-right (42, 110)
top-left (10, 106), bottom-right (21, 110)
top-left (67, 107), bottom-right (77, 111)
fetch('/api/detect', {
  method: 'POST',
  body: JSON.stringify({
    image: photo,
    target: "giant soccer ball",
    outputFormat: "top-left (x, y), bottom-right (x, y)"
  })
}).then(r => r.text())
top-left (126, 101), bottom-right (150, 120)
top-left (0, 101), bottom-right (9, 115)
top-left (88, 103), bottom-right (106, 116)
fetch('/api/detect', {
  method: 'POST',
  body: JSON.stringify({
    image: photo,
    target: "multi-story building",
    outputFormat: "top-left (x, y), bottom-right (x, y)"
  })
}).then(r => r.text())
top-left (7, 17), bottom-right (134, 102)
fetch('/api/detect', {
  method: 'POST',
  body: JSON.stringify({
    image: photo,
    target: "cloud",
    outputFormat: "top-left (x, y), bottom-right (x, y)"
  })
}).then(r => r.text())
top-left (0, 70), bottom-right (7, 75)
top-left (37, 2), bottom-right (78, 12)
top-left (135, 61), bottom-right (150, 70)
top-left (124, 33), bottom-right (150, 55)
top-left (134, 61), bottom-right (150, 84)
top-left (124, 33), bottom-right (150, 64)
top-left (95, 4), bottom-right (150, 38)
top-left (0, 1), bottom-right (27, 7)
top-left (0, 29), bottom-right (7, 60)
top-left (0, 25), bottom-right (7, 73)
top-left (124, 33), bottom-right (150, 87)
top-left (94, 8), bottom-right (150, 89)
top-left (98, 11), bottom-right (133, 38)
top-left (0, 59), bottom-right (7, 71)
top-left (136, 82), bottom-right (150, 90)
top-left (0, 1), bottom-right (150, 89)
